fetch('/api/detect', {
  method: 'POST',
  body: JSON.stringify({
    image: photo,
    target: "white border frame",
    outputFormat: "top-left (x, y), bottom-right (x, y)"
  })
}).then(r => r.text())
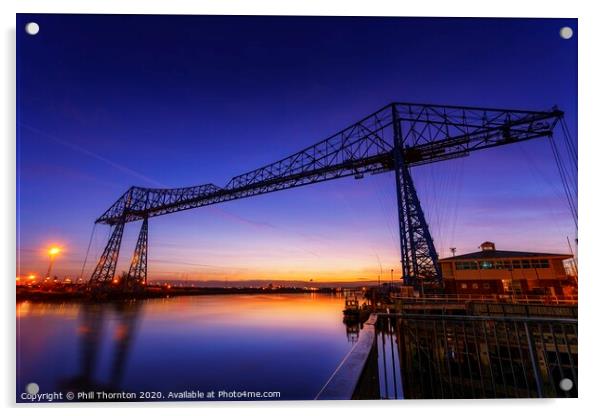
top-left (3, 1), bottom-right (599, 415)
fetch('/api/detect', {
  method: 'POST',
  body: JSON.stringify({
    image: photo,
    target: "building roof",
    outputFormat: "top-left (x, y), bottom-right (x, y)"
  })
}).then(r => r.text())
top-left (439, 250), bottom-right (572, 262)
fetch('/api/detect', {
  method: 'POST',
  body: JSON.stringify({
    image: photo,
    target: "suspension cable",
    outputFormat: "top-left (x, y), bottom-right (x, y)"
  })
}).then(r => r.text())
top-left (560, 117), bottom-right (578, 169)
top-left (548, 134), bottom-right (578, 230)
top-left (558, 119), bottom-right (578, 196)
top-left (79, 223), bottom-right (97, 282)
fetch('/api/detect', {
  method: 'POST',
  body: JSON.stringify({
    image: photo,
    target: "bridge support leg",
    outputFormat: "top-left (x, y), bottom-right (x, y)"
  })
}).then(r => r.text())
top-left (125, 217), bottom-right (148, 290)
top-left (392, 106), bottom-right (442, 289)
top-left (88, 220), bottom-right (126, 287)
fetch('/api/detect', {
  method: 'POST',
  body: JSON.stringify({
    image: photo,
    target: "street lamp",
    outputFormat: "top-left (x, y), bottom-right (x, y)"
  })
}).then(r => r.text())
top-left (46, 246), bottom-right (61, 279)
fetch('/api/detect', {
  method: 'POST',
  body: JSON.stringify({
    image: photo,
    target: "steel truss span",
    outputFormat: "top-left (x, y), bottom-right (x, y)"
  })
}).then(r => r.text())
top-left (89, 102), bottom-right (563, 289)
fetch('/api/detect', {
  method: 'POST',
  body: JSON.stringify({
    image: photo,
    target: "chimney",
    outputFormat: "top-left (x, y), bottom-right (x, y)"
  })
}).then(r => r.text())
top-left (480, 241), bottom-right (496, 251)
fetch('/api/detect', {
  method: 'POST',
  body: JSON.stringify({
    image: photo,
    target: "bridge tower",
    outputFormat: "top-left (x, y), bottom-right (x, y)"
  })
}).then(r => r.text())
top-left (125, 217), bottom-right (148, 289)
top-left (86, 102), bottom-right (566, 294)
top-left (88, 220), bottom-right (125, 287)
top-left (392, 106), bottom-right (441, 287)
top-left (88, 185), bottom-right (148, 292)
top-left (88, 218), bottom-right (148, 291)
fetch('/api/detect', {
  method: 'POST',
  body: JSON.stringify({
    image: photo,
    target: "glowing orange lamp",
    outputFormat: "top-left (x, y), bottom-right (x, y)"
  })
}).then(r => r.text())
top-left (46, 246), bottom-right (62, 278)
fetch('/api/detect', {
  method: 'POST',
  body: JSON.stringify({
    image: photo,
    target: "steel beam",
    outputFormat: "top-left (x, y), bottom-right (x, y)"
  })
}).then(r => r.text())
top-left (87, 102), bottom-right (564, 291)
top-left (125, 217), bottom-right (148, 289)
top-left (392, 105), bottom-right (441, 286)
top-left (88, 220), bottom-right (125, 287)
top-left (95, 103), bottom-right (561, 225)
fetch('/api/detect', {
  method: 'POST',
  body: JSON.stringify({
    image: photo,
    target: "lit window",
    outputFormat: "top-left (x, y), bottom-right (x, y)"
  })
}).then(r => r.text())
top-left (456, 261), bottom-right (480, 270)
top-left (480, 261), bottom-right (493, 269)
top-left (461, 283), bottom-right (468, 289)
top-left (472, 283), bottom-right (479, 289)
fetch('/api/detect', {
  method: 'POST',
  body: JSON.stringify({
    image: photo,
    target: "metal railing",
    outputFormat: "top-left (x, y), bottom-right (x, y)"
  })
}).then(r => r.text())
top-left (375, 314), bottom-right (578, 399)
top-left (390, 293), bottom-right (578, 305)
top-left (317, 313), bottom-right (577, 400)
top-left (316, 314), bottom-right (378, 400)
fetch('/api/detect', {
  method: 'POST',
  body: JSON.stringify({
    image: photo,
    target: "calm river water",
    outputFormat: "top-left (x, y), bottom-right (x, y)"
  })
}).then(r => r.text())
top-left (16, 293), bottom-right (357, 402)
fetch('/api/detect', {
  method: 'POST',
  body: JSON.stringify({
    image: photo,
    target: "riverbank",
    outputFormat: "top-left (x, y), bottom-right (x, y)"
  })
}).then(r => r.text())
top-left (16, 284), bottom-right (338, 302)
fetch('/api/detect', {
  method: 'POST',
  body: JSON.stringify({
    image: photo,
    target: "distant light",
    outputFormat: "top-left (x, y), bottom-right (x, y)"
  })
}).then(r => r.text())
top-left (28, 274), bottom-right (36, 280)
top-left (48, 247), bottom-right (61, 256)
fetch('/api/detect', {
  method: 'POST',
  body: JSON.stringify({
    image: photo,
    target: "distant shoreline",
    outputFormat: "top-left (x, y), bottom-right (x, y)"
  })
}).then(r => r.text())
top-left (16, 285), bottom-right (344, 303)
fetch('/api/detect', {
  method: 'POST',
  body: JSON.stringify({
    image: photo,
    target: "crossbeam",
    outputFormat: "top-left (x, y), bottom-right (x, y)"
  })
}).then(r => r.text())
top-left (89, 102), bottom-right (564, 288)
top-left (96, 103), bottom-right (562, 225)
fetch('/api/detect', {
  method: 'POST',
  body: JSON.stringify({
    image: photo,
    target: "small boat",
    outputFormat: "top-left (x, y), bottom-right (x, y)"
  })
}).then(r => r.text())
top-left (343, 296), bottom-right (360, 317)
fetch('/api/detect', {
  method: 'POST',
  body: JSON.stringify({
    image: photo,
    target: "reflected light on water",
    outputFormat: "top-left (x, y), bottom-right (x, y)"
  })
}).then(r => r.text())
top-left (17, 293), bottom-right (355, 401)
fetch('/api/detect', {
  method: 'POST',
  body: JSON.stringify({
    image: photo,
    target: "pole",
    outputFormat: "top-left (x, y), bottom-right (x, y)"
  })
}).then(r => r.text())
top-left (524, 322), bottom-right (544, 398)
top-left (566, 236), bottom-right (578, 274)
top-left (46, 255), bottom-right (56, 278)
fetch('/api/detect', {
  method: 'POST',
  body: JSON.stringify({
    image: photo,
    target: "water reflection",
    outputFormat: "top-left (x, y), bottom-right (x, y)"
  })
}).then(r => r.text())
top-left (59, 302), bottom-right (142, 395)
top-left (343, 317), bottom-right (361, 345)
top-left (17, 294), bottom-right (352, 401)
top-left (372, 315), bottom-right (578, 399)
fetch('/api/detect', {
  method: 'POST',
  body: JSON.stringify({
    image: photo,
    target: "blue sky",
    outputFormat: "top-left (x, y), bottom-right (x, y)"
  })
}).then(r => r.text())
top-left (16, 15), bottom-right (577, 281)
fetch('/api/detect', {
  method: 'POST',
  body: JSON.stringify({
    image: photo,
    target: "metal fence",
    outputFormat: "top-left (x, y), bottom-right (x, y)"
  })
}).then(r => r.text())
top-left (390, 294), bottom-right (578, 306)
top-left (374, 314), bottom-right (578, 399)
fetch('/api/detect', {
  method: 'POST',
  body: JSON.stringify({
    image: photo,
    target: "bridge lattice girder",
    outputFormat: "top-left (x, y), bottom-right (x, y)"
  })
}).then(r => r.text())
top-left (96, 103), bottom-right (561, 225)
top-left (90, 102), bottom-right (563, 288)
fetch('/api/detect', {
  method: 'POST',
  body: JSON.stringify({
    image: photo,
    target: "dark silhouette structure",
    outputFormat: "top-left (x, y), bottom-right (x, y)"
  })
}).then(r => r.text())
top-left (88, 102), bottom-right (564, 291)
